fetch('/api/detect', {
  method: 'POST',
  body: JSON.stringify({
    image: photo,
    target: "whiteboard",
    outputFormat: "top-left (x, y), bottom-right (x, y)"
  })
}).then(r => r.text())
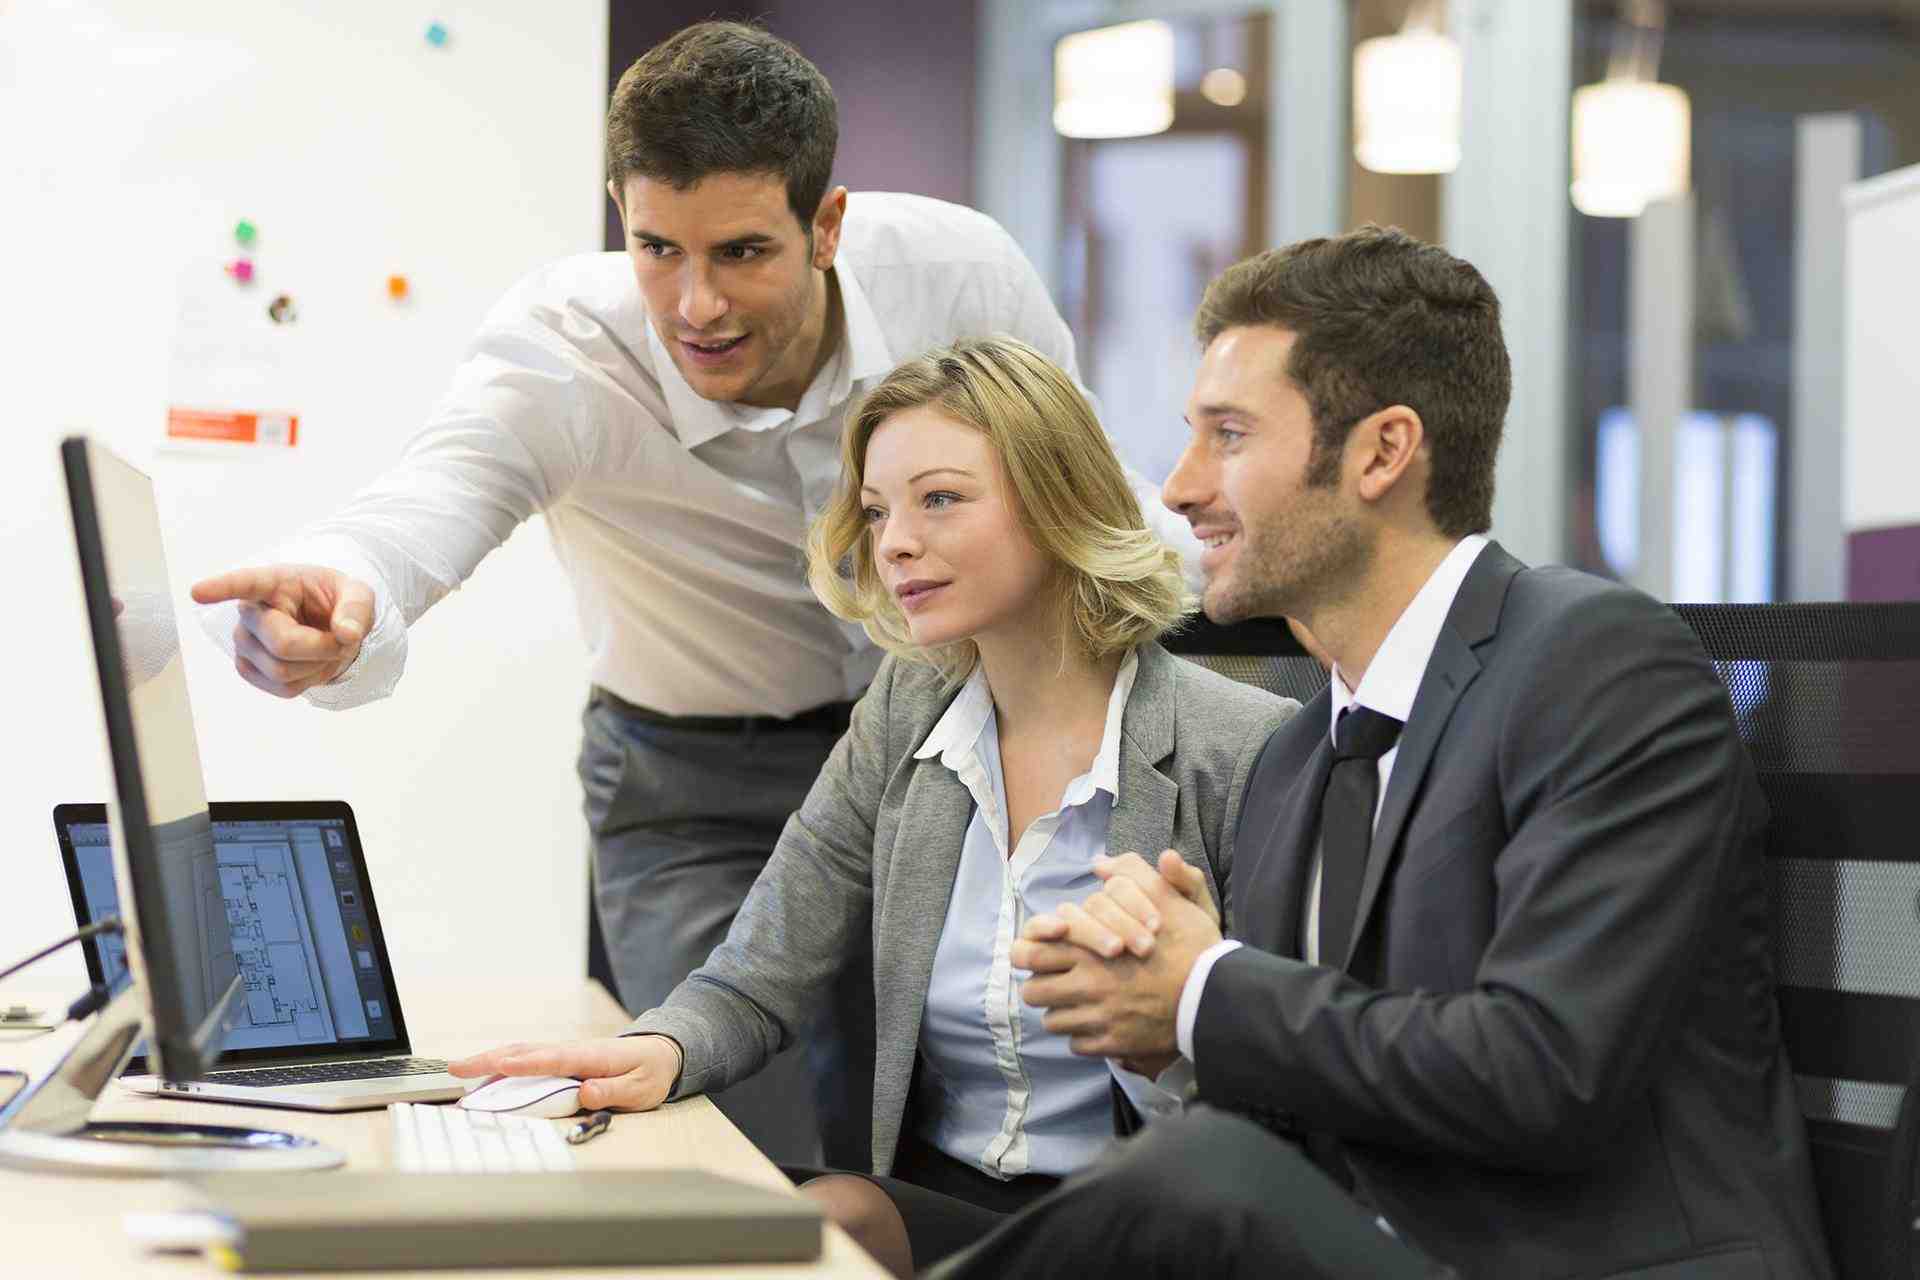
top-left (1844, 162), bottom-right (1920, 533)
top-left (0, 0), bottom-right (607, 996)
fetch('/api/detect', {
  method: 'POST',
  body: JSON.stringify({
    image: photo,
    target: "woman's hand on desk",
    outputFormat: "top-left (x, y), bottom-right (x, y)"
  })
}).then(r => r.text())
top-left (447, 1035), bottom-right (684, 1111)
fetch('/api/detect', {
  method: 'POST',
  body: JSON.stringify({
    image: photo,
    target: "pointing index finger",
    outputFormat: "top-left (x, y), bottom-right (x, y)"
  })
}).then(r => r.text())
top-left (191, 567), bottom-right (291, 606)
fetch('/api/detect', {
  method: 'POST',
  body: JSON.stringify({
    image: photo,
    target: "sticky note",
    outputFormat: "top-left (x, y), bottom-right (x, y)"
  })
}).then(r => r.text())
top-left (387, 274), bottom-right (409, 300)
top-left (234, 219), bottom-right (257, 246)
top-left (425, 21), bottom-right (449, 46)
top-left (166, 409), bottom-right (299, 448)
top-left (227, 258), bottom-right (254, 284)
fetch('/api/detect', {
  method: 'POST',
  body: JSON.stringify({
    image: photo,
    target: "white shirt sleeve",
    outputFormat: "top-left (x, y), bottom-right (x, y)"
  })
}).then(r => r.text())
top-left (193, 319), bottom-right (596, 710)
top-left (1176, 939), bottom-right (1244, 1061)
top-left (1107, 1055), bottom-right (1196, 1122)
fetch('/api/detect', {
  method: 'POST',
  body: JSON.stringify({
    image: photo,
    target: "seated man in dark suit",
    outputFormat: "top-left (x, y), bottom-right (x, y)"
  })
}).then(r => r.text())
top-left (931, 226), bottom-right (1833, 1279)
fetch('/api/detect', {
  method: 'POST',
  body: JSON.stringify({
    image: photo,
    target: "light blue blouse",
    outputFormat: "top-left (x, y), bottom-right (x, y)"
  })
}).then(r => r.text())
top-left (911, 650), bottom-right (1185, 1179)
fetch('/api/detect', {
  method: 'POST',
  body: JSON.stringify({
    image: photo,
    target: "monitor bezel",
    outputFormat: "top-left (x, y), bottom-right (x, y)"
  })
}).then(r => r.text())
top-left (60, 437), bottom-right (211, 1082)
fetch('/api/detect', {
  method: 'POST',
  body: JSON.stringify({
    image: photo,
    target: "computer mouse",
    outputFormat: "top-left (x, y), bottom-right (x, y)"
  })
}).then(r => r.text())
top-left (456, 1074), bottom-right (584, 1119)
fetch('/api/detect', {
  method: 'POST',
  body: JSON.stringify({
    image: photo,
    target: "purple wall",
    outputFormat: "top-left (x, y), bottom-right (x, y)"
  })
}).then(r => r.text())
top-left (771, 1), bottom-right (977, 208)
top-left (605, 2), bottom-right (979, 252)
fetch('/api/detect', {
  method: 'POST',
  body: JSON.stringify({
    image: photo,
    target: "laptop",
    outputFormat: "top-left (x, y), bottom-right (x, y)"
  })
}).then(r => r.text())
top-left (54, 799), bottom-right (467, 1111)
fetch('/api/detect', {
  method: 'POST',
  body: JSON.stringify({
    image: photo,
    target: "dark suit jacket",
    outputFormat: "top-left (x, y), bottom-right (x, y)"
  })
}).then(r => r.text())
top-left (1194, 543), bottom-right (1833, 1278)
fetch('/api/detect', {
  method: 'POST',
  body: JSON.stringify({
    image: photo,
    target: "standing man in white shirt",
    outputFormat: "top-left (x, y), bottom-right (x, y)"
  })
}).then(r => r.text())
top-left (190, 21), bottom-right (1191, 1168)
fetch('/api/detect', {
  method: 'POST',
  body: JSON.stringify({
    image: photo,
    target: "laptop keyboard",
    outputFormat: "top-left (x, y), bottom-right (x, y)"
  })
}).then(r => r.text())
top-left (201, 1056), bottom-right (449, 1087)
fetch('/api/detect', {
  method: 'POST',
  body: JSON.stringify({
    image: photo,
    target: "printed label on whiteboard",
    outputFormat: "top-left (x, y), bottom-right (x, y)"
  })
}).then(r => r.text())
top-left (166, 408), bottom-right (300, 447)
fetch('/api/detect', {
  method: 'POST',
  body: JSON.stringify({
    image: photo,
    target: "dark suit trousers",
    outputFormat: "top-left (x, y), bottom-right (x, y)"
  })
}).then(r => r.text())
top-left (925, 1108), bottom-right (1458, 1280)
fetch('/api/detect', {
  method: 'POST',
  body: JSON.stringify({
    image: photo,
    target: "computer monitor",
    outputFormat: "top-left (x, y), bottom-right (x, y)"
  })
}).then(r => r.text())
top-left (59, 436), bottom-right (236, 1081)
top-left (0, 437), bottom-right (338, 1174)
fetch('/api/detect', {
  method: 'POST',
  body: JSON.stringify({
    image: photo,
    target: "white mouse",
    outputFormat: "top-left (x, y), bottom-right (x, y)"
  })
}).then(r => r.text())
top-left (456, 1074), bottom-right (584, 1119)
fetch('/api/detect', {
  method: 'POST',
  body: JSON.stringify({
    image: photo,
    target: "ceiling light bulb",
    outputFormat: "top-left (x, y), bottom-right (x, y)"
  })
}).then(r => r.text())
top-left (1570, 79), bottom-right (1691, 217)
top-left (1053, 20), bottom-right (1176, 140)
top-left (1352, 30), bottom-right (1462, 175)
top-left (1200, 67), bottom-right (1247, 107)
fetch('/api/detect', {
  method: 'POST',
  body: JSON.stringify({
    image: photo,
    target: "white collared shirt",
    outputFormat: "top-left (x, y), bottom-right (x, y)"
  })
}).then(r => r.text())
top-left (913, 650), bottom-right (1187, 1179)
top-left (199, 193), bottom-right (1197, 717)
top-left (1175, 535), bottom-right (1491, 1059)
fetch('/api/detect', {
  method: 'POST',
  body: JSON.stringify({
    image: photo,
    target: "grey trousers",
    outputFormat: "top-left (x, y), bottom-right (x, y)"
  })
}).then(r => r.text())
top-left (579, 691), bottom-right (876, 1168)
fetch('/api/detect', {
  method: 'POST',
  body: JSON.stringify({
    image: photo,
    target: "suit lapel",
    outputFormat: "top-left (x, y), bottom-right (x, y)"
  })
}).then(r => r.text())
top-left (872, 753), bottom-right (973, 1139)
top-left (1222, 685), bottom-right (1330, 954)
top-left (1108, 751), bottom-right (1177, 870)
top-left (1343, 542), bottom-right (1522, 970)
top-left (1260, 735), bottom-right (1333, 957)
top-left (1107, 645), bottom-right (1177, 870)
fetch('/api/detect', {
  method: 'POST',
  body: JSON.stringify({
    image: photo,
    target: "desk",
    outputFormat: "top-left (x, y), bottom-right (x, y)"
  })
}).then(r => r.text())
top-left (0, 979), bottom-right (889, 1279)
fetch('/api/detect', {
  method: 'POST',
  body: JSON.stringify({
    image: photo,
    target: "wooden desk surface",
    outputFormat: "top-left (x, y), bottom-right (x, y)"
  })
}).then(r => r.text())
top-left (0, 980), bottom-right (888, 1279)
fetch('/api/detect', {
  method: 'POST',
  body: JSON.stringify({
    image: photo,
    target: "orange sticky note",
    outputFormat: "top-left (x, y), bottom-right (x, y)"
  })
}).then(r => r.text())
top-left (387, 274), bottom-right (409, 300)
top-left (166, 408), bottom-right (299, 447)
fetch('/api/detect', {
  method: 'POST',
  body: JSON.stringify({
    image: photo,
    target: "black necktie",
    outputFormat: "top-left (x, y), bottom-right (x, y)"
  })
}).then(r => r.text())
top-left (1318, 706), bottom-right (1404, 970)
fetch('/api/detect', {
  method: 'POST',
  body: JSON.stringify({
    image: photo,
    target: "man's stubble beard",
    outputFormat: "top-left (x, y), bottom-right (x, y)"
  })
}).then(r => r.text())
top-left (738, 263), bottom-right (821, 404)
top-left (1205, 492), bottom-right (1373, 627)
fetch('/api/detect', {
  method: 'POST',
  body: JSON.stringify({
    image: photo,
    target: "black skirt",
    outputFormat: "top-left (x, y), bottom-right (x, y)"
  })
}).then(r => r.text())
top-left (784, 1132), bottom-right (1061, 1270)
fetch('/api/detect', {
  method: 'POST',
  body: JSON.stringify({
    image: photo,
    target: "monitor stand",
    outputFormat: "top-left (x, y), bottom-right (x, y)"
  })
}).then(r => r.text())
top-left (0, 982), bottom-right (342, 1175)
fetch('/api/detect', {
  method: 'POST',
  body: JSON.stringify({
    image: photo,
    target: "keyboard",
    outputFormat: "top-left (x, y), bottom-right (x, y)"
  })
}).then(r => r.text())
top-left (388, 1101), bottom-right (576, 1172)
top-left (208, 1056), bottom-right (449, 1087)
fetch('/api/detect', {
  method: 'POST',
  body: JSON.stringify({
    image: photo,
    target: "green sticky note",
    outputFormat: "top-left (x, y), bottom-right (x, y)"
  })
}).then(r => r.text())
top-left (235, 219), bottom-right (257, 246)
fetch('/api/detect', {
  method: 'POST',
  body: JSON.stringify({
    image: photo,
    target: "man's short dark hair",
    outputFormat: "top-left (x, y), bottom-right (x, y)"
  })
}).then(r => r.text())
top-left (606, 22), bottom-right (838, 229)
top-left (1195, 225), bottom-right (1511, 538)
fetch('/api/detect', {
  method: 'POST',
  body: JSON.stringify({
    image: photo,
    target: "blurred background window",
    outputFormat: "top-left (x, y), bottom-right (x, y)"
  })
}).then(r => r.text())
top-left (1568, 0), bottom-right (1914, 601)
top-left (613, 0), bottom-right (1920, 600)
top-left (1057, 12), bottom-right (1270, 482)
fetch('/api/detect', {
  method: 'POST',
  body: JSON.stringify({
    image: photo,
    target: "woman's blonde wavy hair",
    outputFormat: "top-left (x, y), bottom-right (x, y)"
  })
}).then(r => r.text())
top-left (806, 335), bottom-right (1191, 683)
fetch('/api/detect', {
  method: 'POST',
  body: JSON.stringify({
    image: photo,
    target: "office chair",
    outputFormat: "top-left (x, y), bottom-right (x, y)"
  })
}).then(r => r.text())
top-left (1160, 614), bottom-right (1331, 705)
top-left (1674, 602), bottom-right (1920, 1280)
top-left (1171, 603), bottom-right (1920, 1279)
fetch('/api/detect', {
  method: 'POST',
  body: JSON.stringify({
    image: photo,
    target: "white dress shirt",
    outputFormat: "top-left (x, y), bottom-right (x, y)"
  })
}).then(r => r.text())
top-left (913, 650), bottom-right (1188, 1180)
top-left (201, 193), bottom-right (1196, 717)
top-left (1175, 535), bottom-right (1491, 1060)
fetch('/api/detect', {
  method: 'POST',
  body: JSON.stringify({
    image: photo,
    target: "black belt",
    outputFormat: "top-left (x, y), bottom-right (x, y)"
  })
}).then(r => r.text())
top-left (591, 686), bottom-right (855, 734)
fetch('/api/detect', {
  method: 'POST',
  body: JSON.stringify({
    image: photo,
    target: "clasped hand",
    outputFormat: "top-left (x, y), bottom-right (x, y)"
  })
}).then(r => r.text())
top-left (1012, 850), bottom-right (1223, 1076)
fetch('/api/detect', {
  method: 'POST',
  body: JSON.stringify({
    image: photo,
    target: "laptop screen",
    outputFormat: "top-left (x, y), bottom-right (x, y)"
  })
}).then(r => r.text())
top-left (54, 801), bottom-right (413, 1070)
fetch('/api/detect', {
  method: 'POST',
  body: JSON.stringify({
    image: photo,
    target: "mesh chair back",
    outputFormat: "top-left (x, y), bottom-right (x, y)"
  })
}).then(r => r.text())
top-left (1161, 616), bottom-right (1332, 706)
top-left (1674, 602), bottom-right (1920, 1280)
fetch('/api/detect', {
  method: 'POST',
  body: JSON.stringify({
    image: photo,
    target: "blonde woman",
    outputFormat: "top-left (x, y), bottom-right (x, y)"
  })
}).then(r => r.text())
top-left (452, 337), bottom-right (1297, 1275)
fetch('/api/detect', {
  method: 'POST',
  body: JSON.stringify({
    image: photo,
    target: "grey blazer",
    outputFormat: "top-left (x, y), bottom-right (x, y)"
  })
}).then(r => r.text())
top-left (630, 641), bottom-right (1298, 1175)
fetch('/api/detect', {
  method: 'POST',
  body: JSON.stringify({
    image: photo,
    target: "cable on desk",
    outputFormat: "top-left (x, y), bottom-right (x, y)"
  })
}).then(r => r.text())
top-left (0, 917), bottom-right (122, 985)
top-left (64, 983), bottom-right (113, 1022)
